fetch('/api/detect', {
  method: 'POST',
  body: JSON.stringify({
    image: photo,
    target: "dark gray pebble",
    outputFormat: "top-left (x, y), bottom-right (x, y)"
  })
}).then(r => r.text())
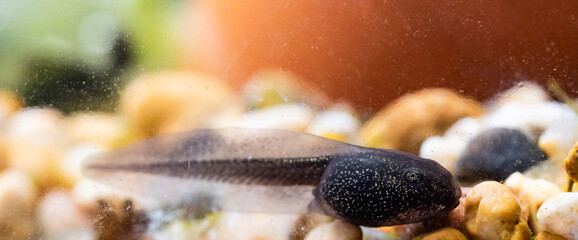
top-left (455, 127), bottom-right (547, 183)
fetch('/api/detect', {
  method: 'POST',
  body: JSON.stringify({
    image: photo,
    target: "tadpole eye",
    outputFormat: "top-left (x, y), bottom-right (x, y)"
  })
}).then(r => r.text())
top-left (405, 169), bottom-right (422, 183)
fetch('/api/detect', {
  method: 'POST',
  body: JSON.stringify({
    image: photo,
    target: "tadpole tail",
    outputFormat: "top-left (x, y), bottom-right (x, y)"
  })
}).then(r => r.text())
top-left (82, 128), bottom-right (361, 213)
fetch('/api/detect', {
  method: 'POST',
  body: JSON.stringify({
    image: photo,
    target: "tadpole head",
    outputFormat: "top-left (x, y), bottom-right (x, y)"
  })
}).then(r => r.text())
top-left (313, 150), bottom-right (461, 227)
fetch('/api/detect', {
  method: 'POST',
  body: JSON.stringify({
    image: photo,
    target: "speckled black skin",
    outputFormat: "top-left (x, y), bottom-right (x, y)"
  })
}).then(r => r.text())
top-left (313, 150), bottom-right (461, 227)
top-left (455, 127), bottom-right (548, 183)
top-left (84, 128), bottom-right (462, 227)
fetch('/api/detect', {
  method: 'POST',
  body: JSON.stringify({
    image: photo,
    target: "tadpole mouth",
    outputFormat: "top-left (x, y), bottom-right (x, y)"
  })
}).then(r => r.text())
top-left (453, 181), bottom-right (462, 202)
top-left (438, 176), bottom-right (462, 213)
top-left (446, 179), bottom-right (462, 211)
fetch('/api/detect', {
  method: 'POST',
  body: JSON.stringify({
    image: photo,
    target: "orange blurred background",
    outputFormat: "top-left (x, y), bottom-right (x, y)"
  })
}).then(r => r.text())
top-left (182, 0), bottom-right (578, 112)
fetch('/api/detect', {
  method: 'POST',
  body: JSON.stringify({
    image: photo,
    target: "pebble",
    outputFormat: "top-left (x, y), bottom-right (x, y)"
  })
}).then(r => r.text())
top-left (420, 117), bottom-right (482, 173)
top-left (455, 128), bottom-right (548, 183)
top-left (504, 172), bottom-right (563, 233)
top-left (207, 212), bottom-right (299, 240)
top-left (481, 101), bottom-right (576, 141)
top-left (70, 178), bottom-right (121, 208)
top-left (464, 181), bottom-right (531, 240)
top-left (290, 212), bottom-right (334, 240)
top-left (305, 105), bottom-right (361, 143)
top-left (374, 224), bottom-right (424, 240)
top-left (359, 227), bottom-right (397, 240)
top-left (1, 108), bottom-right (73, 191)
top-left (154, 212), bottom-right (302, 240)
top-left (361, 88), bottom-right (483, 155)
top-left (537, 192), bottom-right (578, 240)
top-left (521, 160), bottom-right (568, 194)
top-left (534, 231), bottom-right (569, 240)
top-left (229, 103), bottom-right (315, 131)
top-left (2, 108), bottom-right (65, 142)
top-left (118, 71), bottom-right (243, 137)
top-left (416, 227), bottom-right (468, 240)
top-left (488, 81), bottom-right (551, 108)
top-left (37, 191), bottom-right (93, 240)
top-left (539, 116), bottom-right (578, 159)
top-left (0, 170), bottom-right (37, 239)
top-left (0, 90), bottom-right (23, 125)
top-left (242, 69), bottom-right (330, 110)
top-left (481, 83), bottom-right (576, 143)
top-left (304, 220), bottom-right (362, 240)
top-left (64, 112), bottom-right (136, 149)
top-left (61, 144), bottom-right (104, 183)
top-left (563, 142), bottom-right (578, 186)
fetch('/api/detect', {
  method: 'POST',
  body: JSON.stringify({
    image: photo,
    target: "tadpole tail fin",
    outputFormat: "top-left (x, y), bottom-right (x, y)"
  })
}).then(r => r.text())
top-left (82, 128), bottom-right (361, 214)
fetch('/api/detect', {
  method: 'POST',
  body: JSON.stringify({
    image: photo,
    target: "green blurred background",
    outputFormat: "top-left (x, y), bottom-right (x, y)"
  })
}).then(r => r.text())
top-left (0, 0), bottom-right (183, 113)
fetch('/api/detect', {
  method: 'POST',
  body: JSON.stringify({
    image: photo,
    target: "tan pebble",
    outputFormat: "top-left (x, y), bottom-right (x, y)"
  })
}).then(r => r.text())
top-left (62, 144), bottom-right (104, 185)
top-left (488, 81), bottom-right (550, 108)
top-left (374, 224), bottom-right (424, 240)
top-left (0, 141), bottom-right (8, 172)
top-left (0, 92), bottom-right (26, 170)
top-left (2, 108), bottom-right (74, 191)
top-left (521, 161), bottom-right (569, 194)
top-left (6, 141), bottom-right (68, 191)
top-left (290, 212), bottom-right (333, 240)
top-left (418, 227), bottom-right (468, 240)
top-left (305, 105), bottom-right (361, 143)
top-left (0, 90), bottom-right (24, 118)
top-left (361, 88), bottom-right (483, 155)
top-left (3, 108), bottom-right (64, 141)
top-left (504, 172), bottom-right (563, 233)
top-left (210, 212), bottom-right (300, 240)
top-left (119, 71), bottom-right (243, 137)
top-left (0, 169), bottom-right (37, 239)
top-left (230, 103), bottom-right (314, 131)
top-left (359, 227), bottom-right (398, 240)
top-left (534, 231), bottom-right (569, 240)
top-left (71, 179), bottom-right (109, 208)
top-left (564, 142), bottom-right (578, 185)
top-left (305, 220), bottom-right (362, 240)
top-left (64, 112), bottom-right (137, 149)
top-left (464, 181), bottom-right (531, 240)
top-left (539, 119), bottom-right (578, 159)
top-left (242, 69), bottom-right (330, 109)
top-left (37, 191), bottom-right (92, 239)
